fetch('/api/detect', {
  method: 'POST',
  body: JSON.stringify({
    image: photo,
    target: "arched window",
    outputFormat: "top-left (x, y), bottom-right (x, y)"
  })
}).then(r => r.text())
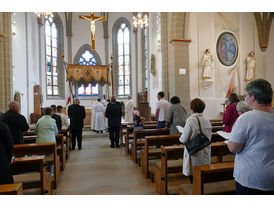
top-left (113, 18), bottom-right (131, 97)
top-left (45, 14), bottom-right (64, 98)
top-left (77, 50), bottom-right (99, 96)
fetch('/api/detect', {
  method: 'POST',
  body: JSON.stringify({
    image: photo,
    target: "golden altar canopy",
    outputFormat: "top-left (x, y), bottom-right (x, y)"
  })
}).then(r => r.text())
top-left (66, 65), bottom-right (110, 86)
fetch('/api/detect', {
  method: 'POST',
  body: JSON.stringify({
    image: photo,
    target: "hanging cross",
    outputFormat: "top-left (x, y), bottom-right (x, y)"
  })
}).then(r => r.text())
top-left (79, 12), bottom-right (106, 50)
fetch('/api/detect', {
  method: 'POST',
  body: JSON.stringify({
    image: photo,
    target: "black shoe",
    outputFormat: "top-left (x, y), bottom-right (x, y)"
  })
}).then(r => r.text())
top-left (110, 144), bottom-right (115, 148)
top-left (96, 131), bottom-right (99, 134)
top-left (115, 145), bottom-right (120, 148)
top-left (78, 147), bottom-right (82, 150)
top-left (71, 147), bottom-right (75, 150)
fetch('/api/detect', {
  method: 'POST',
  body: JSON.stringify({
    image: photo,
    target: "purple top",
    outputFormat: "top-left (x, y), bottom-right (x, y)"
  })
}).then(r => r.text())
top-left (222, 103), bottom-right (239, 132)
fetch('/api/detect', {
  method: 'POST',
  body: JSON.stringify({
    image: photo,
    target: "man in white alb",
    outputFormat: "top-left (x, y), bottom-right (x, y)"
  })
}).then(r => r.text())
top-left (94, 98), bottom-right (105, 133)
top-left (155, 91), bottom-right (169, 128)
top-left (125, 96), bottom-right (134, 123)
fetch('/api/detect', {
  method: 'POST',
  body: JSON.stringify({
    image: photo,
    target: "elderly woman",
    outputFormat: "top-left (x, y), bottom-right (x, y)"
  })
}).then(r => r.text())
top-left (35, 107), bottom-right (58, 143)
top-left (222, 93), bottom-right (240, 132)
top-left (236, 101), bottom-right (250, 115)
top-left (179, 98), bottom-right (212, 182)
top-left (228, 79), bottom-right (274, 195)
top-left (166, 96), bottom-right (187, 135)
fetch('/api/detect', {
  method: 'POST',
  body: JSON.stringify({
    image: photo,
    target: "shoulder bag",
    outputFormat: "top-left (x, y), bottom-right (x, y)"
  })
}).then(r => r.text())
top-left (185, 116), bottom-right (211, 155)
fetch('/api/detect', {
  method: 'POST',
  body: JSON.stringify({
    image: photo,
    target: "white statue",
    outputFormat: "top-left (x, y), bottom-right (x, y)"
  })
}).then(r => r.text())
top-left (201, 49), bottom-right (214, 83)
top-left (245, 51), bottom-right (255, 82)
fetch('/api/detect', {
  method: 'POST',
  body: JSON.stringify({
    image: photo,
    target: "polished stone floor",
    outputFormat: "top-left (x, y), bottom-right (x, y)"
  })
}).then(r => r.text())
top-left (56, 130), bottom-right (156, 195)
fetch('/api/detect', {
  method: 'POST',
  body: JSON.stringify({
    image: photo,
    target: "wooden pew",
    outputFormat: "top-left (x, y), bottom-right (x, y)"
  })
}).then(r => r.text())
top-left (23, 134), bottom-right (66, 172)
top-left (141, 134), bottom-right (181, 178)
top-left (125, 124), bottom-right (157, 154)
top-left (14, 143), bottom-right (60, 190)
top-left (11, 156), bottom-right (52, 195)
top-left (131, 128), bottom-right (169, 164)
top-left (56, 134), bottom-right (66, 171)
top-left (61, 127), bottom-right (70, 159)
top-left (178, 162), bottom-right (235, 195)
top-left (120, 121), bottom-right (157, 146)
top-left (211, 125), bottom-right (224, 133)
top-left (0, 183), bottom-right (23, 195)
top-left (155, 142), bottom-right (234, 194)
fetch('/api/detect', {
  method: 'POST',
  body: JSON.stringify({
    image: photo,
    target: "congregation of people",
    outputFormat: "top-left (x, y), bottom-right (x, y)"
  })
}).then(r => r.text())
top-left (0, 78), bottom-right (273, 195)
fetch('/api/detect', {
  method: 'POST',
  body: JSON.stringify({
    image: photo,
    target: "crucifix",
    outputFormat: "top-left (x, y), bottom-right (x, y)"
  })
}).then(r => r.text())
top-left (79, 12), bottom-right (106, 50)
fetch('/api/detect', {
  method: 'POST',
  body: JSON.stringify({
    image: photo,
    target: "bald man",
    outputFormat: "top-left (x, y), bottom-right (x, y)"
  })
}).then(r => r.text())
top-left (0, 101), bottom-right (29, 144)
top-left (68, 98), bottom-right (86, 150)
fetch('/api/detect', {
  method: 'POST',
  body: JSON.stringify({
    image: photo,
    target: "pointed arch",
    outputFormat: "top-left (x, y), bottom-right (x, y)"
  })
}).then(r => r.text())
top-left (112, 17), bottom-right (132, 97)
top-left (73, 44), bottom-right (102, 65)
top-left (45, 12), bottom-right (65, 99)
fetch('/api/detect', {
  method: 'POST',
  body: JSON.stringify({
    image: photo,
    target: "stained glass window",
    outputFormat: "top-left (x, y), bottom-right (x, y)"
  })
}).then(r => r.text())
top-left (45, 17), bottom-right (59, 96)
top-left (77, 50), bottom-right (99, 96)
top-left (117, 23), bottom-right (130, 96)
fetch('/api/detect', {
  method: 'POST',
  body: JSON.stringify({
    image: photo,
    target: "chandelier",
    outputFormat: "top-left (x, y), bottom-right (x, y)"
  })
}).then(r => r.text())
top-left (35, 12), bottom-right (53, 19)
top-left (133, 13), bottom-right (148, 28)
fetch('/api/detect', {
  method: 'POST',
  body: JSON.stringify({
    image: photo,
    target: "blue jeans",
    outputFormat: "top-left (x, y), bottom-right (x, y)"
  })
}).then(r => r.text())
top-left (236, 182), bottom-right (274, 195)
top-left (157, 121), bottom-right (166, 129)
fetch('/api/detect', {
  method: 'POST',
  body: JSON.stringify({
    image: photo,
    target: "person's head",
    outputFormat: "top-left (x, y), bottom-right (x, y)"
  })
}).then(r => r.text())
top-left (111, 96), bottom-right (116, 103)
top-left (228, 93), bottom-right (240, 104)
top-left (8, 101), bottom-right (20, 113)
top-left (128, 96), bottom-right (132, 100)
top-left (205, 49), bottom-right (210, 54)
top-left (249, 51), bottom-right (255, 57)
top-left (157, 91), bottom-right (165, 101)
top-left (74, 98), bottom-right (80, 105)
top-left (57, 105), bottom-right (63, 113)
top-left (236, 101), bottom-right (250, 115)
top-left (245, 79), bottom-right (273, 107)
top-left (170, 96), bottom-right (180, 104)
top-left (51, 104), bottom-right (57, 113)
top-left (97, 98), bottom-right (101, 102)
top-left (190, 98), bottom-right (206, 113)
top-left (107, 99), bottom-right (110, 103)
top-left (43, 107), bottom-right (53, 116)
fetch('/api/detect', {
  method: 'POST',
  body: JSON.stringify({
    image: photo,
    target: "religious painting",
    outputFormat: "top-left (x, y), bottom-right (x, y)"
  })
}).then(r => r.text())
top-left (216, 32), bottom-right (238, 66)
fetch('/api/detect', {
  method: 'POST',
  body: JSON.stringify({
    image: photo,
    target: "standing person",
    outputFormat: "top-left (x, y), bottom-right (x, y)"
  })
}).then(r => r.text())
top-left (0, 121), bottom-right (14, 185)
top-left (35, 107), bottom-right (58, 143)
top-left (201, 49), bottom-right (214, 82)
top-left (94, 98), bottom-right (105, 134)
top-left (51, 104), bottom-right (62, 133)
top-left (120, 101), bottom-right (125, 119)
top-left (222, 93), bottom-right (240, 132)
top-left (68, 98), bottom-right (86, 150)
top-left (179, 98), bottom-right (212, 183)
top-left (155, 91), bottom-right (169, 128)
top-left (228, 79), bottom-right (274, 195)
top-left (105, 96), bottom-right (122, 148)
top-left (57, 105), bottom-right (69, 128)
top-left (125, 96), bottom-right (134, 123)
top-left (0, 101), bottom-right (29, 144)
top-left (166, 96), bottom-right (188, 135)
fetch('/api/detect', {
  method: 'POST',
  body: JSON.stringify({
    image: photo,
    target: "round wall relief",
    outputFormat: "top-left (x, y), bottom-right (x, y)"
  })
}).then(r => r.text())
top-left (216, 32), bottom-right (238, 66)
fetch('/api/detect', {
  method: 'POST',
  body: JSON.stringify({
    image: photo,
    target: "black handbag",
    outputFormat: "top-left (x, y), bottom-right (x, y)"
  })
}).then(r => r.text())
top-left (185, 116), bottom-right (211, 155)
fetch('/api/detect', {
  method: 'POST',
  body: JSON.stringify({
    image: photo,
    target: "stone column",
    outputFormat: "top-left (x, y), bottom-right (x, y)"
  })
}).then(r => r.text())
top-left (168, 39), bottom-right (191, 115)
top-left (0, 12), bottom-right (12, 112)
top-left (133, 27), bottom-right (138, 104)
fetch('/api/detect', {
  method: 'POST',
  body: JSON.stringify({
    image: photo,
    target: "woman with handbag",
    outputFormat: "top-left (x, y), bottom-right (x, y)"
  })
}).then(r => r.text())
top-left (179, 98), bottom-right (212, 183)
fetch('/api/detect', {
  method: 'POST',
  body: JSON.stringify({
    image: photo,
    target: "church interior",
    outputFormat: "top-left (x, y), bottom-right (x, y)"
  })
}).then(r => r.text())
top-left (0, 8), bottom-right (274, 198)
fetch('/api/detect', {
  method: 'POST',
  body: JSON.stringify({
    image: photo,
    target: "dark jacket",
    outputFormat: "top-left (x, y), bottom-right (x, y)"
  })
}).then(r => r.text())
top-left (52, 114), bottom-right (62, 133)
top-left (0, 121), bottom-right (14, 184)
top-left (105, 102), bottom-right (122, 128)
top-left (68, 104), bottom-right (86, 129)
top-left (0, 110), bottom-right (29, 144)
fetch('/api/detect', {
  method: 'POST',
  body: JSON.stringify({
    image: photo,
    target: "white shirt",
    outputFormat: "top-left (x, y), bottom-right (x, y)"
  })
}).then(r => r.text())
top-left (230, 110), bottom-right (274, 191)
top-left (125, 99), bottom-right (134, 123)
top-left (156, 98), bottom-right (169, 121)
